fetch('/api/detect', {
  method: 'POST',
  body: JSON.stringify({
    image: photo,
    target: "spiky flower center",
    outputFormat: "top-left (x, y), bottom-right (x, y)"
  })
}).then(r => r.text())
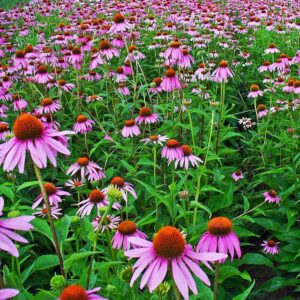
top-left (77, 157), bottom-right (89, 166)
top-left (250, 84), bottom-right (259, 92)
top-left (181, 145), bottom-right (192, 156)
top-left (166, 139), bottom-right (180, 148)
top-left (13, 113), bottom-right (43, 140)
top-left (42, 97), bottom-right (53, 106)
top-left (235, 170), bottom-right (241, 175)
top-left (125, 119), bottom-right (135, 127)
top-left (114, 13), bottom-right (125, 24)
top-left (153, 77), bottom-right (162, 86)
top-left (76, 115), bottom-right (88, 123)
top-left (111, 176), bottom-right (125, 187)
top-left (128, 45), bottom-right (137, 53)
top-left (262, 61), bottom-right (270, 66)
top-left (0, 123), bottom-right (9, 132)
top-left (42, 207), bottom-right (48, 214)
top-left (153, 226), bottom-right (185, 258)
top-left (257, 104), bottom-right (266, 111)
top-left (267, 240), bottom-right (276, 247)
top-left (294, 80), bottom-right (300, 88)
top-left (149, 135), bottom-right (158, 141)
top-left (165, 68), bottom-right (176, 77)
top-left (24, 45), bottom-right (33, 53)
top-left (218, 60), bottom-right (228, 68)
top-left (72, 46), bottom-right (81, 55)
top-left (268, 189), bottom-right (277, 197)
top-left (118, 220), bottom-right (137, 235)
top-left (116, 67), bottom-right (123, 74)
top-left (268, 43), bottom-right (276, 48)
top-left (170, 41), bottom-right (181, 48)
top-left (89, 189), bottom-right (105, 203)
top-left (37, 66), bottom-right (47, 74)
top-left (60, 285), bottom-right (88, 300)
top-left (15, 50), bottom-right (25, 58)
top-left (208, 217), bottom-right (232, 236)
top-left (44, 183), bottom-right (57, 195)
top-left (99, 40), bottom-right (111, 50)
top-left (139, 107), bottom-right (152, 117)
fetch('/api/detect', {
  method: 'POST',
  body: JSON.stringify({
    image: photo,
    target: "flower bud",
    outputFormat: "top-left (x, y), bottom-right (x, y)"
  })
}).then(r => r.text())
top-left (50, 274), bottom-right (66, 291)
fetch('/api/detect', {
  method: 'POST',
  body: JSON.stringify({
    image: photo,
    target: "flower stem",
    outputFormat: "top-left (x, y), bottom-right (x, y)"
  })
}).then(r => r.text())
top-left (153, 145), bottom-right (158, 222)
top-left (215, 81), bottom-right (225, 154)
top-left (32, 162), bottom-right (65, 278)
top-left (187, 109), bottom-right (195, 148)
top-left (173, 279), bottom-right (182, 300)
top-left (213, 262), bottom-right (220, 300)
top-left (232, 201), bottom-right (265, 221)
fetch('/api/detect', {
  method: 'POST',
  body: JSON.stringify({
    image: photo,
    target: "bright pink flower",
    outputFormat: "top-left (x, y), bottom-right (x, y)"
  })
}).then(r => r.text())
top-left (174, 145), bottom-right (203, 169)
top-left (33, 65), bottom-right (54, 84)
top-left (58, 285), bottom-right (107, 300)
top-left (263, 189), bottom-right (280, 203)
top-left (0, 196), bottom-right (35, 257)
top-left (125, 226), bottom-right (227, 300)
top-left (73, 114), bottom-right (95, 134)
top-left (35, 97), bottom-right (61, 114)
top-left (122, 120), bottom-right (140, 138)
top-left (0, 289), bottom-right (19, 300)
top-left (33, 183), bottom-right (70, 209)
top-left (92, 214), bottom-right (121, 232)
top-left (211, 61), bottom-right (234, 83)
top-left (163, 40), bottom-right (183, 63)
top-left (99, 40), bottom-right (120, 60)
top-left (197, 217), bottom-right (241, 263)
top-left (34, 205), bottom-right (62, 220)
top-left (248, 84), bottom-right (263, 98)
top-left (112, 220), bottom-right (147, 251)
top-left (0, 114), bottom-right (73, 173)
top-left (161, 68), bottom-right (181, 92)
top-left (135, 107), bottom-right (158, 125)
top-left (109, 13), bottom-right (132, 34)
top-left (0, 122), bottom-right (10, 141)
top-left (261, 240), bottom-right (280, 255)
top-left (162, 139), bottom-right (183, 161)
top-left (231, 170), bottom-right (244, 181)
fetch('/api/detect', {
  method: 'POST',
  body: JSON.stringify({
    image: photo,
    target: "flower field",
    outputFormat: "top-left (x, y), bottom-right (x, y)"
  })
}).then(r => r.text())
top-left (0, 0), bottom-right (299, 299)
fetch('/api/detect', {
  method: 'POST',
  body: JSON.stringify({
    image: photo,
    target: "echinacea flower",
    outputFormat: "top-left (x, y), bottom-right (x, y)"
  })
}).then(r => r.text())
top-left (257, 104), bottom-right (269, 118)
top-left (58, 285), bottom-right (107, 300)
top-left (121, 120), bottom-right (140, 138)
top-left (178, 48), bottom-right (195, 69)
top-left (141, 134), bottom-right (168, 146)
top-left (264, 43), bottom-right (279, 54)
top-left (231, 170), bottom-right (244, 181)
top-left (57, 79), bottom-right (75, 92)
top-left (261, 239), bottom-right (280, 255)
top-left (77, 189), bottom-right (121, 218)
top-left (12, 94), bottom-right (28, 111)
top-left (162, 139), bottom-right (183, 161)
top-left (248, 84), bottom-right (263, 98)
top-left (135, 107), bottom-right (158, 125)
top-left (34, 205), bottom-right (62, 220)
top-left (0, 289), bottom-right (19, 300)
top-left (92, 214), bottom-right (121, 232)
top-left (211, 61), bottom-right (234, 83)
top-left (32, 183), bottom-right (70, 209)
top-left (174, 145), bottom-right (203, 169)
top-left (69, 46), bottom-right (83, 69)
top-left (33, 65), bottom-right (54, 84)
top-left (149, 77), bottom-right (163, 93)
top-left (35, 98), bottom-right (62, 114)
top-left (163, 40), bottom-right (183, 62)
top-left (73, 114), bottom-right (95, 134)
top-left (67, 157), bottom-right (105, 182)
top-left (0, 122), bottom-right (10, 141)
top-left (125, 226), bottom-right (227, 300)
top-left (65, 178), bottom-right (85, 189)
top-left (0, 196), bottom-right (35, 257)
top-left (109, 13), bottom-right (132, 34)
top-left (126, 45), bottom-right (145, 62)
top-left (0, 113), bottom-right (73, 173)
top-left (112, 220), bottom-right (147, 251)
top-left (103, 176), bottom-right (137, 202)
top-left (99, 40), bottom-right (120, 60)
top-left (160, 68), bottom-right (181, 92)
top-left (263, 189), bottom-right (280, 203)
top-left (197, 217), bottom-right (241, 263)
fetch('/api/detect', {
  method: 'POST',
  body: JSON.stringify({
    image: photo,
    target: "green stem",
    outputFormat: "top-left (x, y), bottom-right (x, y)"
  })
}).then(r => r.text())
top-left (33, 162), bottom-right (65, 277)
top-left (232, 201), bottom-right (265, 221)
top-left (213, 262), bottom-right (220, 300)
top-left (153, 145), bottom-right (158, 222)
top-left (187, 109), bottom-right (195, 148)
top-left (215, 81), bottom-right (226, 154)
top-left (173, 279), bottom-right (182, 300)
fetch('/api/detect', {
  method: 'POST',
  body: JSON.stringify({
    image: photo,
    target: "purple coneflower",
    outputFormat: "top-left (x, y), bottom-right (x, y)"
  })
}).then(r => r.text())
top-left (162, 139), bottom-right (183, 161)
top-left (73, 114), bottom-right (95, 134)
top-left (92, 214), bottom-right (121, 232)
top-left (12, 94), bottom-right (28, 111)
top-left (35, 97), bottom-right (61, 114)
top-left (112, 220), bottom-right (147, 251)
top-left (248, 84), bottom-right (263, 98)
top-left (161, 68), bottom-right (181, 92)
top-left (178, 48), bottom-right (195, 69)
top-left (125, 226), bottom-right (227, 300)
top-left (34, 205), bottom-right (62, 220)
top-left (174, 145), bottom-right (203, 169)
top-left (77, 189), bottom-right (120, 218)
top-left (261, 240), bottom-right (280, 255)
top-left (0, 196), bottom-right (35, 257)
top-left (109, 13), bottom-right (132, 34)
top-left (141, 134), bottom-right (168, 146)
top-left (122, 120), bottom-right (140, 138)
top-left (67, 157), bottom-right (105, 182)
top-left (115, 67), bottom-right (128, 82)
top-left (69, 46), bottom-right (83, 69)
top-left (257, 104), bottom-right (269, 118)
top-left (211, 60), bottom-right (234, 83)
top-left (59, 285), bottom-right (107, 300)
top-left (135, 107), bottom-right (158, 125)
top-left (32, 183), bottom-right (70, 209)
top-left (0, 122), bottom-right (10, 141)
top-left (65, 178), bottom-right (85, 189)
top-left (263, 189), bottom-right (280, 204)
top-left (33, 65), bottom-right (53, 84)
top-left (86, 95), bottom-right (103, 103)
top-left (264, 43), bottom-right (279, 54)
top-left (231, 170), bottom-right (244, 181)
top-left (103, 176), bottom-right (137, 202)
top-left (0, 113), bottom-right (73, 173)
top-left (57, 79), bottom-right (75, 92)
top-left (197, 217), bottom-right (241, 263)
top-left (149, 77), bottom-right (163, 93)
top-left (13, 50), bottom-right (28, 69)
top-left (163, 40), bottom-right (183, 62)
top-left (85, 70), bottom-right (101, 82)
top-left (126, 45), bottom-right (145, 62)
top-left (99, 40), bottom-right (120, 60)
top-left (117, 82), bottom-right (130, 96)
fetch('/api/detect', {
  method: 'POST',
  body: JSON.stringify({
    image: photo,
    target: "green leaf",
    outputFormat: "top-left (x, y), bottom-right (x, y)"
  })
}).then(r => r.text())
top-left (233, 280), bottom-right (255, 300)
top-left (64, 251), bottom-right (99, 270)
top-left (32, 218), bottom-right (53, 243)
top-left (190, 201), bottom-right (212, 218)
top-left (240, 253), bottom-right (273, 268)
top-left (218, 266), bottom-right (250, 283)
top-left (0, 185), bottom-right (14, 200)
top-left (17, 181), bottom-right (39, 192)
top-left (55, 215), bottom-right (71, 245)
top-left (33, 255), bottom-right (59, 271)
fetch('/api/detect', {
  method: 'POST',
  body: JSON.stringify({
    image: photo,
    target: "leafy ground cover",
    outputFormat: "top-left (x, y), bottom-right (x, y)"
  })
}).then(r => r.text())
top-left (0, 0), bottom-right (299, 299)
